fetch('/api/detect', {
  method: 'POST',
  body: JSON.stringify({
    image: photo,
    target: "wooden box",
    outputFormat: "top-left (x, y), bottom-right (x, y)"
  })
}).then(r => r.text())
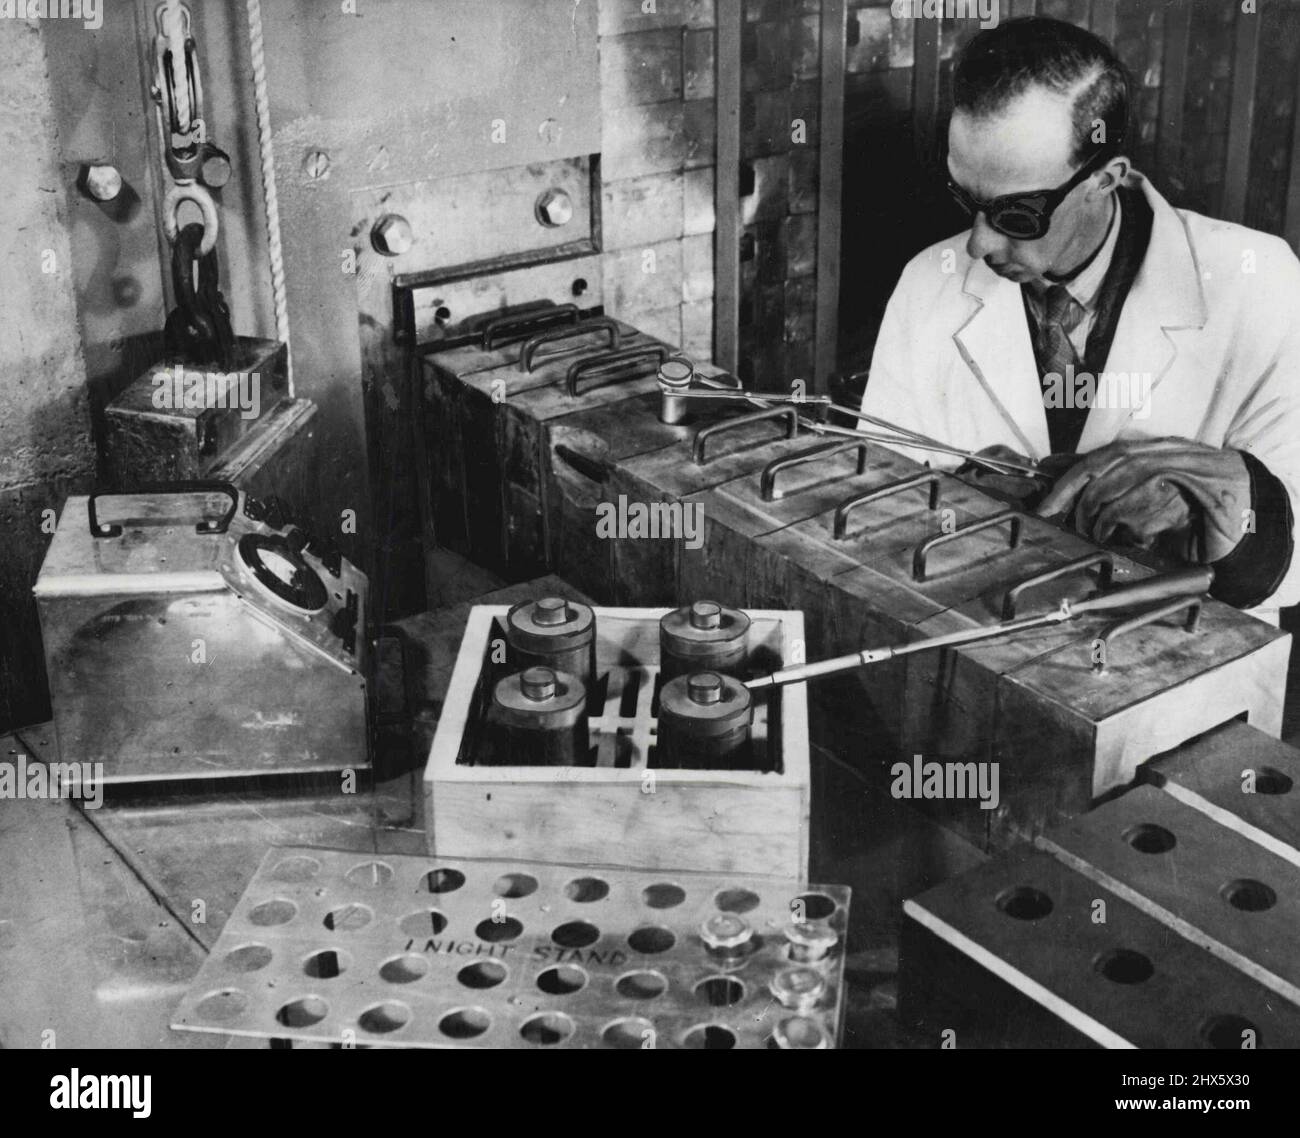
top-left (424, 605), bottom-right (810, 877)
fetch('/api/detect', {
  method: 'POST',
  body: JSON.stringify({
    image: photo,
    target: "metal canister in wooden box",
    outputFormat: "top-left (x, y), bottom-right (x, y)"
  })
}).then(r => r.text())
top-left (505, 596), bottom-right (595, 685)
top-left (659, 600), bottom-right (750, 680)
top-left (488, 666), bottom-right (591, 766)
top-left (656, 671), bottom-right (753, 769)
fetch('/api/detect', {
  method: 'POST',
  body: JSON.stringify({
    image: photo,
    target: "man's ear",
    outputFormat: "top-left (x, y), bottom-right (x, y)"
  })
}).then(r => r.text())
top-left (1093, 155), bottom-right (1131, 196)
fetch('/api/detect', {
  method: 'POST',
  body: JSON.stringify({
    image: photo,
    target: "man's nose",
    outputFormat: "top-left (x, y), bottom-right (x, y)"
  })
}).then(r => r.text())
top-left (966, 211), bottom-right (1009, 263)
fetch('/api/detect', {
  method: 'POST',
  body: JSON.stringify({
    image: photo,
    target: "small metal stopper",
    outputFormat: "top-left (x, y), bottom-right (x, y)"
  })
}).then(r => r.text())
top-left (771, 966), bottom-right (826, 1010)
top-left (520, 667), bottom-right (557, 702)
top-left (533, 596), bottom-right (572, 626)
top-left (687, 671), bottom-right (724, 705)
top-left (700, 912), bottom-right (753, 952)
top-left (689, 600), bottom-right (723, 630)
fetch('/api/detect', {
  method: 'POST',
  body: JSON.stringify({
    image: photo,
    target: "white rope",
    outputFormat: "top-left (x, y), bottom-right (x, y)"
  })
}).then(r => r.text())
top-left (246, 0), bottom-right (293, 394)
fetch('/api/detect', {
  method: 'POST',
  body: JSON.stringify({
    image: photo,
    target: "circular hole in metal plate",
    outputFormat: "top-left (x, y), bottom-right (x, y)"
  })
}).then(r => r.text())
top-left (616, 970), bottom-right (667, 1000)
top-left (344, 861), bottom-right (394, 888)
top-left (303, 949), bottom-right (349, 979)
top-left (1122, 823), bottom-right (1177, 854)
top-left (1094, 948), bottom-right (1155, 985)
top-left (551, 920), bottom-right (600, 948)
top-left (268, 855), bottom-right (320, 883)
top-left (603, 1017), bottom-right (655, 1049)
top-left (1200, 1014), bottom-right (1261, 1049)
top-left (642, 882), bottom-right (686, 909)
top-left (224, 944), bottom-right (273, 973)
top-left (793, 892), bottom-right (836, 920)
top-left (628, 925), bottom-right (676, 954)
top-left (398, 909), bottom-right (448, 937)
top-left (440, 1006), bottom-right (491, 1039)
top-left (475, 916), bottom-right (524, 942)
top-left (1221, 878), bottom-right (1277, 912)
top-left (682, 1023), bottom-right (737, 1050)
top-left (458, 960), bottom-right (508, 989)
top-left (195, 988), bottom-right (248, 1022)
top-left (714, 888), bottom-right (760, 914)
top-left (249, 898), bottom-right (298, 927)
top-left (696, 975), bottom-right (746, 1007)
top-left (493, 872), bottom-right (538, 899)
top-left (323, 903), bottom-right (373, 932)
top-left (564, 876), bottom-right (610, 903)
top-left (424, 867), bottom-right (467, 893)
top-left (520, 1012), bottom-right (574, 1046)
top-left (358, 1001), bottom-right (410, 1034)
top-left (276, 995), bottom-right (329, 1028)
top-left (994, 886), bottom-right (1054, 921)
top-left (379, 954), bottom-right (429, 984)
top-left (537, 964), bottom-right (588, 995)
top-left (1253, 766), bottom-right (1293, 795)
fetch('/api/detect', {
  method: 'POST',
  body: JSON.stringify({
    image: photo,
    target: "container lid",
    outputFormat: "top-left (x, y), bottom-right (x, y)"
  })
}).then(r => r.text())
top-left (492, 666), bottom-right (586, 725)
top-left (659, 601), bottom-right (750, 655)
top-left (33, 492), bottom-right (234, 597)
top-left (658, 671), bottom-right (752, 736)
top-left (783, 920), bottom-right (839, 955)
top-left (770, 966), bottom-right (826, 1009)
top-left (506, 596), bottom-right (595, 653)
top-left (699, 912), bottom-right (753, 951)
top-left (771, 1016), bottom-right (829, 1049)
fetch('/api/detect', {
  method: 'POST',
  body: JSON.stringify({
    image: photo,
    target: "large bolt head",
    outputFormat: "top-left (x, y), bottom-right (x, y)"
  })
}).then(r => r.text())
top-left (371, 213), bottom-right (413, 256)
top-left (84, 164), bottom-right (123, 202)
top-left (535, 188), bottom-right (573, 228)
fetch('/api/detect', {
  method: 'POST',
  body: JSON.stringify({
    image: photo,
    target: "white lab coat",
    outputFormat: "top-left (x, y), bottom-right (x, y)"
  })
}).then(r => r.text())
top-left (861, 171), bottom-right (1300, 611)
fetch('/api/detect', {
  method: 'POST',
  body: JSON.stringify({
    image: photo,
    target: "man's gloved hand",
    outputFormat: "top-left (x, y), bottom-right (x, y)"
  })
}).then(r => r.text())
top-left (1034, 438), bottom-right (1252, 562)
top-left (954, 445), bottom-right (1074, 508)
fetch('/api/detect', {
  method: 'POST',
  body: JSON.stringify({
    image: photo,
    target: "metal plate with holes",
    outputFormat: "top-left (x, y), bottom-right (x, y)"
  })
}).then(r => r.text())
top-left (171, 848), bottom-right (850, 1049)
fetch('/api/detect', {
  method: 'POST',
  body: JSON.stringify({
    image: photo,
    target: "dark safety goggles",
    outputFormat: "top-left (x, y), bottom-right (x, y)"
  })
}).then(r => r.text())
top-left (945, 148), bottom-right (1113, 241)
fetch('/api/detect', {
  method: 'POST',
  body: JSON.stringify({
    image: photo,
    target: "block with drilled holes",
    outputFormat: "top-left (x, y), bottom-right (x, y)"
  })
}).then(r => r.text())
top-left (170, 847), bottom-right (850, 1049)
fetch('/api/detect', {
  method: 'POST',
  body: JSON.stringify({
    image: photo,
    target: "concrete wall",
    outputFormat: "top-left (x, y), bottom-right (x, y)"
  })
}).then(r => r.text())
top-left (0, 16), bottom-right (96, 732)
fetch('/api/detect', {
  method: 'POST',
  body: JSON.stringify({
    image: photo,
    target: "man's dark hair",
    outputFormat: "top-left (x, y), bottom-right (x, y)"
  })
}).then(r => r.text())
top-left (953, 17), bottom-right (1130, 166)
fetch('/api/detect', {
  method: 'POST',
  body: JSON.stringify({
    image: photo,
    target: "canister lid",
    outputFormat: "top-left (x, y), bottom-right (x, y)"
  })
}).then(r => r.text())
top-left (700, 912), bottom-right (753, 951)
top-left (770, 966), bottom-right (826, 1010)
top-left (658, 671), bottom-right (752, 736)
top-left (492, 666), bottom-right (586, 725)
top-left (783, 920), bottom-right (839, 956)
top-left (506, 596), bottom-right (595, 653)
top-left (659, 600), bottom-right (750, 655)
top-left (657, 357), bottom-right (694, 389)
top-left (771, 1016), bottom-right (829, 1049)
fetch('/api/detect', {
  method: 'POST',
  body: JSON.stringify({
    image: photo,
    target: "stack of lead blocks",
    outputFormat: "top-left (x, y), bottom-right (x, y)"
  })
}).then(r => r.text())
top-left (420, 324), bottom-right (1288, 851)
top-left (900, 720), bottom-right (1300, 1048)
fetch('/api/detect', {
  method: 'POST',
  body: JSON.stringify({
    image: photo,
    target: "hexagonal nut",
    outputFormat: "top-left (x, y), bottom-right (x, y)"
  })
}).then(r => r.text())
top-left (371, 213), bottom-right (414, 256)
top-left (535, 188), bottom-right (573, 228)
top-left (84, 164), bottom-right (123, 202)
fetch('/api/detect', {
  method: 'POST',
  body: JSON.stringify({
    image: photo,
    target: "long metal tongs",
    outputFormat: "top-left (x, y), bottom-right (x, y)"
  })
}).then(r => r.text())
top-left (745, 567), bottom-right (1214, 691)
top-left (680, 371), bottom-right (1048, 480)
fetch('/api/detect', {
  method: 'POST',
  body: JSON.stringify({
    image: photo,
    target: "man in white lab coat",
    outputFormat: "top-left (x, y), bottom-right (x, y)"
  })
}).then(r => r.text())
top-left (861, 17), bottom-right (1299, 613)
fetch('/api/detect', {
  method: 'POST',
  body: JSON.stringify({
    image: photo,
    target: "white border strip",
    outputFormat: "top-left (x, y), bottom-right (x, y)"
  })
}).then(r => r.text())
top-left (1157, 778), bottom-right (1300, 869)
top-left (902, 899), bottom-right (1135, 1049)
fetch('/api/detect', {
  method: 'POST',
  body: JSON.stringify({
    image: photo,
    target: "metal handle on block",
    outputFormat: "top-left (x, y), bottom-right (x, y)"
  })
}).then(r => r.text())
top-left (565, 345), bottom-right (669, 399)
top-left (520, 319), bottom-right (621, 372)
top-left (481, 304), bottom-right (578, 351)
top-left (87, 481), bottom-right (240, 538)
top-left (1092, 597), bottom-right (1204, 674)
top-left (1002, 552), bottom-right (1116, 620)
top-left (692, 407), bottom-right (799, 465)
top-left (912, 509), bottom-right (1023, 582)
top-left (760, 440), bottom-right (870, 502)
top-left (833, 471), bottom-right (941, 540)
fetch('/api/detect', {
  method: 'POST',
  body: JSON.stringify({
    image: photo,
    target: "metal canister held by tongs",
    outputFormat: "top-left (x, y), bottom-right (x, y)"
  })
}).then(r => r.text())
top-left (656, 670), bottom-right (753, 769)
top-left (505, 596), bottom-right (596, 686)
top-left (659, 600), bottom-right (751, 681)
